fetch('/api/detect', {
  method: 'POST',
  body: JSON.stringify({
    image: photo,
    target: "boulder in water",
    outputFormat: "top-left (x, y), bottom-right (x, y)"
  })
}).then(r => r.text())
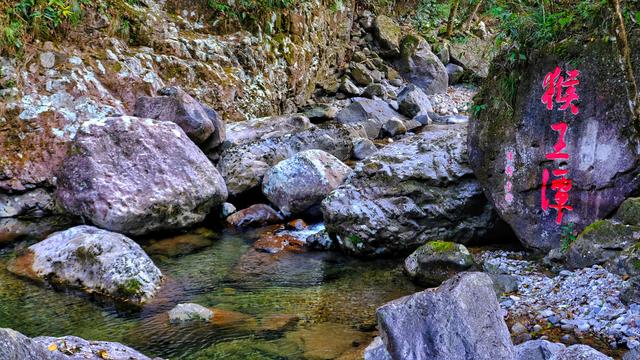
top-left (168, 303), bottom-right (214, 323)
top-left (8, 225), bottom-right (162, 304)
top-left (404, 241), bottom-right (476, 287)
top-left (226, 204), bottom-right (283, 228)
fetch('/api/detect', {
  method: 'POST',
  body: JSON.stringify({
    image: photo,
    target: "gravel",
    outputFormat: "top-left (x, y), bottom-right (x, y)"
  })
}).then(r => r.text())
top-left (480, 250), bottom-right (640, 351)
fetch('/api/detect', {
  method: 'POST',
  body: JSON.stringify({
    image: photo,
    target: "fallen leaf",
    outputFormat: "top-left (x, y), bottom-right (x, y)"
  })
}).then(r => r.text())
top-left (47, 343), bottom-right (58, 352)
top-left (97, 349), bottom-right (110, 359)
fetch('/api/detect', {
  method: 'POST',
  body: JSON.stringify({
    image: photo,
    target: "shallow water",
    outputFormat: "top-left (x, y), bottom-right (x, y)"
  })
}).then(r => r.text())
top-left (0, 226), bottom-right (419, 359)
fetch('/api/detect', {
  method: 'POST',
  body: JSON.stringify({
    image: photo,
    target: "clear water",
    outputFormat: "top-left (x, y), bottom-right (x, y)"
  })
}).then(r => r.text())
top-left (0, 226), bottom-right (419, 359)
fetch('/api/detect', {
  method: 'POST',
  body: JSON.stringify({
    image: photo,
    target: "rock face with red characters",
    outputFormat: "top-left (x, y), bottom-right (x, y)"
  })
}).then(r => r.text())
top-left (468, 39), bottom-right (640, 252)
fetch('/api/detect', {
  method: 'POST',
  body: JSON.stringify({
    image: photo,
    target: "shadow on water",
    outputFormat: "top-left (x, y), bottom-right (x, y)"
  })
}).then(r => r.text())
top-left (0, 226), bottom-right (420, 359)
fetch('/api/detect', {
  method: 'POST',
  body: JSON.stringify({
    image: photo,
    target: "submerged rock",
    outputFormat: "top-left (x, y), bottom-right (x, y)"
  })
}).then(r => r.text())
top-left (8, 225), bottom-right (162, 304)
top-left (0, 328), bottom-right (158, 360)
top-left (218, 124), bottom-right (357, 197)
top-left (376, 272), bottom-right (515, 360)
top-left (394, 35), bottom-right (448, 95)
top-left (133, 87), bottom-right (216, 145)
top-left (168, 303), bottom-right (213, 323)
top-left (404, 241), bottom-right (476, 287)
top-left (322, 124), bottom-right (494, 257)
top-left (262, 150), bottom-right (352, 216)
top-left (55, 116), bottom-right (228, 236)
top-left (285, 322), bottom-right (369, 360)
top-left (226, 204), bottom-right (283, 228)
top-left (144, 228), bottom-right (217, 257)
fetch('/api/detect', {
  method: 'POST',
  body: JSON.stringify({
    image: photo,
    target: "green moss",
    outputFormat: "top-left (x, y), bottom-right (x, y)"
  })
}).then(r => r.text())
top-left (346, 234), bottom-right (362, 246)
top-left (74, 246), bottom-right (99, 265)
top-left (117, 278), bottom-right (142, 298)
top-left (426, 241), bottom-right (456, 253)
top-left (580, 219), bottom-right (608, 236)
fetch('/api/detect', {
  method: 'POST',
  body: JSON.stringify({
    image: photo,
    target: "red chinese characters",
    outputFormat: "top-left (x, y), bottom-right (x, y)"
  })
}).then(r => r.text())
top-left (540, 67), bottom-right (580, 225)
top-left (541, 67), bottom-right (580, 115)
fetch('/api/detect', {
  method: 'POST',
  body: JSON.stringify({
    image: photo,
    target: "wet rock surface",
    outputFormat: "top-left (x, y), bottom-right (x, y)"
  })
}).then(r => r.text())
top-left (55, 116), bottom-right (228, 236)
top-left (7, 225), bottom-right (162, 304)
top-left (226, 204), bottom-right (284, 228)
top-left (322, 124), bottom-right (495, 257)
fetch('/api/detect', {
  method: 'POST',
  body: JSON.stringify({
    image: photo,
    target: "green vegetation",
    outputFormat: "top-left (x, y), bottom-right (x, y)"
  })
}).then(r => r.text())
top-left (117, 278), bottom-right (143, 298)
top-left (346, 234), bottom-right (362, 246)
top-left (74, 246), bottom-right (99, 265)
top-left (560, 222), bottom-right (577, 253)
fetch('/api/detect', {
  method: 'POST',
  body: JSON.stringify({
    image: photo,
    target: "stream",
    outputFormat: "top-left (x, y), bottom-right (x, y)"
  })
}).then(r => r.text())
top-left (0, 225), bottom-right (419, 359)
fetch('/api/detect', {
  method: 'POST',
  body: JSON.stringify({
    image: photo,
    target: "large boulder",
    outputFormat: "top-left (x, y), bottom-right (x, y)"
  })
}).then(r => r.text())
top-left (0, 328), bottom-right (157, 360)
top-left (322, 124), bottom-right (495, 257)
top-left (394, 35), bottom-right (448, 95)
top-left (449, 35), bottom-right (493, 79)
top-left (468, 38), bottom-right (640, 252)
top-left (564, 219), bottom-right (640, 276)
top-left (404, 241), bottom-right (476, 287)
top-left (373, 15), bottom-right (402, 56)
top-left (336, 97), bottom-right (407, 139)
top-left (397, 84), bottom-right (433, 119)
top-left (224, 114), bottom-right (313, 147)
top-left (7, 225), bottom-right (162, 304)
top-left (55, 116), bottom-right (228, 236)
top-left (134, 87), bottom-right (216, 145)
top-left (364, 336), bottom-right (392, 360)
top-left (515, 340), bottom-right (566, 360)
top-left (549, 345), bottom-right (612, 360)
top-left (262, 150), bottom-right (352, 216)
top-left (376, 272), bottom-right (515, 360)
top-left (218, 123), bottom-right (359, 198)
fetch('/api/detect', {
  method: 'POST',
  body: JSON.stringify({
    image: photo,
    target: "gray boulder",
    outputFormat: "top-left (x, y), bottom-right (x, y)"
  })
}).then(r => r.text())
top-left (515, 340), bottom-right (566, 360)
top-left (404, 241), bottom-right (476, 287)
top-left (377, 272), bottom-right (515, 360)
top-left (134, 87), bottom-right (215, 145)
top-left (549, 345), bottom-right (612, 360)
top-left (351, 62), bottom-right (375, 86)
top-left (55, 116), bottom-right (228, 236)
top-left (0, 328), bottom-right (157, 360)
top-left (446, 63), bottom-right (465, 85)
top-left (218, 124), bottom-right (357, 197)
top-left (336, 97), bottom-right (407, 139)
top-left (0, 189), bottom-right (54, 218)
top-left (373, 15), bottom-right (402, 56)
top-left (364, 336), bottom-right (392, 360)
top-left (225, 114), bottom-right (312, 147)
top-left (322, 124), bottom-right (495, 257)
top-left (623, 348), bottom-right (640, 360)
top-left (168, 303), bottom-right (213, 323)
top-left (395, 35), bottom-right (448, 95)
top-left (352, 138), bottom-right (378, 160)
top-left (564, 219), bottom-right (640, 276)
top-left (7, 225), bottom-right (162, 304)
top-left (449, 36), bottom-right (493, 79)
top-left (380, 118), bottom-right (407, 137)
top-left (262, 150), bottom-right (352, 216)
top-left (397, 84), bottom-right (433, 118)
top-left (340, 78), bottom-right (362, 96)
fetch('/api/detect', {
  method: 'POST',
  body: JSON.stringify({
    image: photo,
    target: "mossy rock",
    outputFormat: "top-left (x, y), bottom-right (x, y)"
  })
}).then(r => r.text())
top-left (616, 197), bottom-right (640, 226)
top-left (404, 241), bottom-right (476, 287)
top-left (565, 219), bottom-right (640, 275)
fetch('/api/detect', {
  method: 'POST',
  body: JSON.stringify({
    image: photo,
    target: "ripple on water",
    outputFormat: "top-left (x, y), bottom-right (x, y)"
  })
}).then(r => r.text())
top-left (0, 226), bottom-right (419, 359)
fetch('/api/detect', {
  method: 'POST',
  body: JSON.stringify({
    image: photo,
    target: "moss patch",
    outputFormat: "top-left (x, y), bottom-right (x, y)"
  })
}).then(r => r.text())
top-left (426, 240), bottom-right (456, 253)
top-left (117, 278), bottom-right (142, 298)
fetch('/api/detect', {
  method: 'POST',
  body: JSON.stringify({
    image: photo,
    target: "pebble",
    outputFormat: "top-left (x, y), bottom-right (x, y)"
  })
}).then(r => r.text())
top-left (481, 250), bottom-right (637, 350)
top-left (39, 52), bottom-right (56, 69)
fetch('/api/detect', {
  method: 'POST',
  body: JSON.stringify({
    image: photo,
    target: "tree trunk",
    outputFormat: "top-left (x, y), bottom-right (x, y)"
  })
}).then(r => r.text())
top-left (446, 0), bottom-right (460, 38)
top-left (608, 0), bottom-right (640, 133)
top-left (462, 0), bottom-right (483, 32)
